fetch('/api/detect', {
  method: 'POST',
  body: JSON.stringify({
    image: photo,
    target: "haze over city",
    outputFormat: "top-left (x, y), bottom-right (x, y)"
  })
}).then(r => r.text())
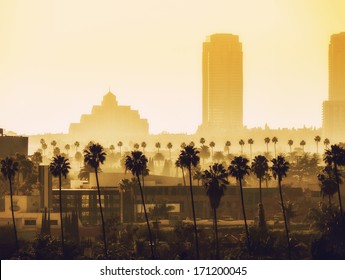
top-left (1, 0), bottom-right (345, 135)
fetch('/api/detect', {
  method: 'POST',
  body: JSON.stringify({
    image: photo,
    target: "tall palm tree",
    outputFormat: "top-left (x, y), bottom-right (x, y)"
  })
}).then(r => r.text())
top-left (74, 141), bottom-right (80, 152)
top-left (300, 140), bottom-right (306, 152)
top-left (133, 143), bottom-right (140, 150)
top-left (155, 142), bottom-right (161, 153)
top-left (117, 141), bottom-right (123, 155)
top-left (271, 155), bottom-right (291, 259)
top-left (1, 157), bottom-right (19, 250)
top-left (228, 156), bottom-right (251, 251)
top-left (324, 144), bottom-right (345, 219)
top-left (239, 139), bottom-right (245, 155)
top-left (64, 144), bottom-right (70, 156)
top-left (141, 141), bottom-right (147, 154)
top-left (83, 143), bottom-right (108, 256)
top-left (288, 139), bottom-right (294, 153)
top-left (314, 136), bottom-right (321, 154)
top-left (272, 137), bottom-right (278, 157)
top-left (203, 163), bottom-right (228, 259)
top-left (318, 165), bottom-right (338, 206)
top-left (109, 144), bottom-right (115, 154)
top-left (251, 155), bottom-right (269, 205)
top-left (209, 141), bottom-right (215, 159)
top-left (225, 141), bottom-right (231, 155)
top-left (125, 150), bottom-right (154, 259)
top-left (324, 138), bottom-right (330, 149)
top-left (251, 155), bottom-right (269, 229)
top-left (264, 137), bottom-right (270, 153)
top-left (178, 145), bottom-right (201, 259)
top-left (200, 137), bottom-right (206, 146)
top-left (167, 142), bottom-right (173, 160)
top-left (247, 138), bottom-right (254, 159)
top-left (49, 155), bottom-right (71, 258)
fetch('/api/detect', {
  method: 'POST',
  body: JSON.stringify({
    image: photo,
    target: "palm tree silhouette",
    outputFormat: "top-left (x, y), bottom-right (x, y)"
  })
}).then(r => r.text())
top-left (155, 142), bottom-right (161, 153)
top-left (141, 141), bottom-right (147, 154)
top-left (314, 136), bottom-right (321, 154)
top-left (264, 137), bottom-right (270, 153)
top-left (200, 137), bottom-right (206, 146)
top-left (323, 138), bottom-right (330, 149)
top-left (228, 156), bottom-right (251, 252)
top-left (318, 165), bottom-right (338, 206)
top-left (49, 155), bottom-right (71, 258)
top-left (125, 150), bottom-right (154, 259)
top-left (203, 163), bottom-right (228, 259)
top-left (271, 155), bottom-right (291, 259)
top-left (1, 157), bottom-right (19, 250)
top-left (64, 144), bottom-right (70, 156)
top-left (178, 145), bottom-right (200, 259)
top-left (251, 155), bottom-right (269, 229)
top-left (300, 140), bottom-right (306, 152)
top-left (239, 139), bottom-right (245, 155)
top-left (225, 141), bottom-right (231, 155)
top-left (209, 141), bottom-right (215, 159)
top-left (288, 139), bottom-right (293, 153)
top-left (74, 141), bottom-right (80, 152)
top-left (117, 141), bottom-right (123, 155)
top-left (247, 138), bottom-right (254, 159)
top-left (272, 137), bottom-right (278, 157)
top-left (167, 142), bottom-right (173, 160)
top-left (133, 143), bottom-right (140, 150)
top-left (324, 144), bottom-right (345, 219)
top-left (84, 143), bottom-right (108, 257)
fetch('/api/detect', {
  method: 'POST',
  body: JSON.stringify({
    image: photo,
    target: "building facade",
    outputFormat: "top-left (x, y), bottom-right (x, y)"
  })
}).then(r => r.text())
top-left (323, 32), bottom-right (345, 142)
top-left (200, 34), bottom-right (243, 135)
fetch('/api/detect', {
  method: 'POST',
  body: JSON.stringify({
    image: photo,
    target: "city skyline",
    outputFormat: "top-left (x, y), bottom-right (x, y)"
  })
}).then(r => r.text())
top-left (1, 0), bottom-right (345, 135)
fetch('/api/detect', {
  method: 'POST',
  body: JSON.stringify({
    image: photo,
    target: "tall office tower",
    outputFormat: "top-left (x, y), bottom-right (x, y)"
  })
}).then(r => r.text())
top-left (201, 33), bottom-right (243, 135)
top-left (323, 32), bottom-right (345, 142)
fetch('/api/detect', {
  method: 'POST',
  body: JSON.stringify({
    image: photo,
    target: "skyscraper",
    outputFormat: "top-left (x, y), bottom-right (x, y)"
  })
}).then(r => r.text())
top-left (200, 33), bottom-right (243, 135)
top-left (323, 32), bottom-right (345, 141)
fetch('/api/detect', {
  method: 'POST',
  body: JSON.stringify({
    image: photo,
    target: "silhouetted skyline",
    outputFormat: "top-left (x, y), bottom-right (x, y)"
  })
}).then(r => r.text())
top-left (1, 1), bottom-right (345, 135)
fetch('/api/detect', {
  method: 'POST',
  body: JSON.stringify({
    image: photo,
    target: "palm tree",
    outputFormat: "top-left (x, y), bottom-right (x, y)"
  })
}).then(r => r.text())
top-left (117, 141), bottom-right (123, 155)
top-left (109, 144), bottom-right (115, 154)
top-left (141, 141), bottom-right (147, 154)
top-left (83, 143), bottom-right (108, 256)
top-left (203, 163), bottom-right (228, 259)
top-left (228, 156), bottom-right (251, 251)
top-left (314, 136), bottom-right (321, 154)
top-left (49, 155), bottom-right (71, 258)
top-left (251, 155), bottom-right (269, 205)
top-left (209, 141), bottom-right (215, 159)
top-left (133, 143), bottom-right (140, 150)
top-left (64, 144), bottom-right (70, 156)
top-left (318, 165), bottom-right (338, 206)
top-left (1, 157), bottom-right (19, 250)
top-left (300, 140), bottom-right (306, 152)
top-left (74, 141), bottom-right (80, 152)
top-left (324, 138), bottom-right (330, 149)
top-left (155, 142), bottom-right (161, 153)
top-left (264, 137), bottom-right (270, 153)
top-left (200, 137), bottom-right (206, 146)
top-left (248, 138), bottom-right (254, 159)
top-left (125, 150), bottom-right (154, 259)
top-left (272, 137), bottom-right (278, 157)
top-left (251, 155), bottom-right (269, 229)
top-left (189, 141), bottom-right (195, 147)
top-left (324, 144), bottom-right (345, 219)
top-left (271, 155), bottom-right (291, 258)
top-left (51, 140), bottom-right (57, 155)
top-left (180, 142), bottom-right (186, 149)
top-left (288, 139), bottom-right (293, 153)
top-left (225, 141), bottom-right (231, 155)
top-left (178, 145), bottom-right (201, 259)
top-left (167, 142), bottom-right (173, 160)
top-left (239, 139), bottom-right (245, 155)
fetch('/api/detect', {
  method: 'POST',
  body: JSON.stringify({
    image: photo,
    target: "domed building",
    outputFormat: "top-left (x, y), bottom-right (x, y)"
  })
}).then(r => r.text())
top-left (69, 91), bottom-right (149, 142)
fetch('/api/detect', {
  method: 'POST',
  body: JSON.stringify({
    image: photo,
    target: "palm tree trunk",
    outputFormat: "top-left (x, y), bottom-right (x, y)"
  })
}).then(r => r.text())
top-left (239, 179), bottom-right (250, 252)
top-left (259, 178), bottom-right (262, 205)
top-left (58, 174), bottom-right (65, 258)
top-left (278, 179), bottom-right (291, 259)
top-left (188, 166), bottom-right (200, 259)
top-left (9, 178), bottom-right (19, 251)
top-left (213, 208), bottom-right (219, 259)
top-left (335, 165), bottom-right (344, 220)
top-left (95, 169), bottom-right (108, 257)
top-left (136, 175), bottom-right (154, 259)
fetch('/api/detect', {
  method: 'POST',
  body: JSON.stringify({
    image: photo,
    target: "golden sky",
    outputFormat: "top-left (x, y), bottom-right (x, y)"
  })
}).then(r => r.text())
top-left (1, 0), bottom-right (345, 135)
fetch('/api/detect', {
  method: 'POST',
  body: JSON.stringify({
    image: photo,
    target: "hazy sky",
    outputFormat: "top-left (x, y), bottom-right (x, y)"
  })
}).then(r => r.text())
top-left (1, 0), bottom-right (345, 135)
